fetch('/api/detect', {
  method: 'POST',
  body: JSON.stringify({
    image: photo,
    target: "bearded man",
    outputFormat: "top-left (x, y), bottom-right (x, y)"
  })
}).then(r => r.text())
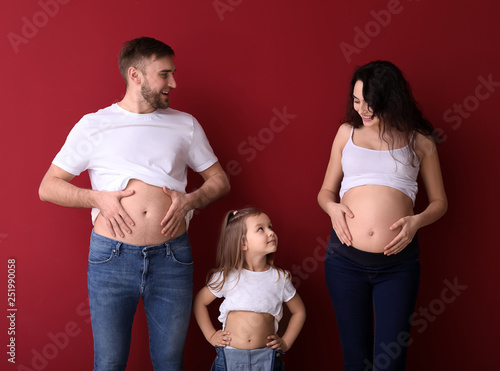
top-left (39, 36), bottom-right (230, 371)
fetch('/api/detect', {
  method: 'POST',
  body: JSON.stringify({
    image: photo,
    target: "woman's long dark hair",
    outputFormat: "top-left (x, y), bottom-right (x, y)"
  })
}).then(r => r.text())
top-left (342, 61), bottom-right (434, 157)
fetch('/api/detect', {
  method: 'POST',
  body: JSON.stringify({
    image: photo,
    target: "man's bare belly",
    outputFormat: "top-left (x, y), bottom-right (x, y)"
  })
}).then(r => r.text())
top-left (94, 179), bottom-right (186, 245)
top-left (342, 185), bottom-right (414, 253)
top-left (225, 311), bottom-right (275, 350)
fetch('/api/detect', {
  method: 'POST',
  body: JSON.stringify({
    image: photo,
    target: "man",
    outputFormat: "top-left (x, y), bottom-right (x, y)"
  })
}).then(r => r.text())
top-left (39, 37), bottom-right (230, 371)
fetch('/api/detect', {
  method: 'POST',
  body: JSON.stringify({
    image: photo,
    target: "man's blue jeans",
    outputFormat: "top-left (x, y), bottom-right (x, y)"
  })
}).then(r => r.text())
top-left (325, 244), bottom-right (420, 371)
top-left (87, 231), bottom-right (193, 371)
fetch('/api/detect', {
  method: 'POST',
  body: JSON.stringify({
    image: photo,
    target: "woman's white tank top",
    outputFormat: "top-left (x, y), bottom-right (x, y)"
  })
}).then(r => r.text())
top-left (339, 127), bottom-right (420, 205)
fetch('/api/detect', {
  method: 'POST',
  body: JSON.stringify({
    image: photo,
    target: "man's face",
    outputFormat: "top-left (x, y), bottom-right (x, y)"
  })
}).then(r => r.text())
top-left (140, 55), bottom-right (177, 110)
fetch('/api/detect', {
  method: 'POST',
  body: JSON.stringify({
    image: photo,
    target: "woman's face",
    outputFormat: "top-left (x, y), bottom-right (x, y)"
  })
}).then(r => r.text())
top-left (353, 80), bottom-right (380, 128)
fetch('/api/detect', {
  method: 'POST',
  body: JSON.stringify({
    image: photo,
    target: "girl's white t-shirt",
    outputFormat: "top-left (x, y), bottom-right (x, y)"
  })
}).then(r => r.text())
top-left (208, 267), bottom-right (296, 332)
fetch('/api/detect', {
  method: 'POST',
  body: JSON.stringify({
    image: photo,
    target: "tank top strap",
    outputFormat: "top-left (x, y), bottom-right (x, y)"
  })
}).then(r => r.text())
top-left (342, 126), bottom-right (355, 152)
top-left (348, 126), bottom-right (354, 145)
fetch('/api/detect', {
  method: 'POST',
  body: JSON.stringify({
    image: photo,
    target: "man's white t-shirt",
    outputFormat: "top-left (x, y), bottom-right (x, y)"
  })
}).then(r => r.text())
top-left (52, 103), bottom-right (218, 224)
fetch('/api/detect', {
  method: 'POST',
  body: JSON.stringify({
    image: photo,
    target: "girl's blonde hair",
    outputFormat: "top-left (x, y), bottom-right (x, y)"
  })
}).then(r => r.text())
top-left (207, 207), bottom-right (289, 292)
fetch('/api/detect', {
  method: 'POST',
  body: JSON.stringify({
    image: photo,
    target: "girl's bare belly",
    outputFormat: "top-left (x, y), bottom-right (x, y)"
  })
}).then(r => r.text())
top-left (225, 311), bottom-right (275, 350)
top-left (342, 185), bottom-right (414, 252)
top-left (94, 179), bottom-right (186, 245)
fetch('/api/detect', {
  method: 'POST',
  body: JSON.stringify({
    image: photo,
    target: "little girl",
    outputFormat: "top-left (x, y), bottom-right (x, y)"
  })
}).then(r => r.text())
top-left (194, 208), bottom-right (306, 370)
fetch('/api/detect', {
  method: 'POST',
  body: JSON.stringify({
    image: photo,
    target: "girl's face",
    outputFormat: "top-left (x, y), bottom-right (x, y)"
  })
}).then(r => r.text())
top-left (353, 80), bottom-right (381, 128)
top-left (242, 213), bottom-right (277, 256)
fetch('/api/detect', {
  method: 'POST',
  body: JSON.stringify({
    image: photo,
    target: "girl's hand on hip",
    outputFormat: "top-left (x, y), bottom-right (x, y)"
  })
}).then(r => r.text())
top-left (209, 330), bottom-right (231, 347)
top-left (266, 334), bottom-right (289, 352)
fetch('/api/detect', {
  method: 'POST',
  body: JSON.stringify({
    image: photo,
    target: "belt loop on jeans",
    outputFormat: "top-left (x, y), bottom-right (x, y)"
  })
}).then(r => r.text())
top-left (114, 242), bottom-right (122, 257)
top-left (164, 241), bottom-right (171, 257)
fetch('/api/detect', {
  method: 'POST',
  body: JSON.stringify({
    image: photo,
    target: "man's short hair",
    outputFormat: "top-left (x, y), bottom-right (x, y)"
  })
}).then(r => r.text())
top-left (119, 37), bottom-right (175, 84)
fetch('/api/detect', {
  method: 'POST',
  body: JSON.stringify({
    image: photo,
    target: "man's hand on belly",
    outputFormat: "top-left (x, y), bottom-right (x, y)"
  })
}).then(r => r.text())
top-left (93, 189), bottom-right (136, 238)
top-left (160, 187), bottom-right (190, 237)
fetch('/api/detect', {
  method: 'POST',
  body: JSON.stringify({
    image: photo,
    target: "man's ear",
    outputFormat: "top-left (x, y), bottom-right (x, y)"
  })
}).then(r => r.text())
top-left (128, 66), bottom-right (142, 85)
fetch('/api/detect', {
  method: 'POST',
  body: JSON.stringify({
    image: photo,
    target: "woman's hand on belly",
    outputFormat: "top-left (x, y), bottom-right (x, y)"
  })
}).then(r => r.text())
top-left (329, 202), bottom-right (355, 246)
top-left (342, 186), bottom-right (415, 253)
top-left (384, 215), bottom-right (420, 255)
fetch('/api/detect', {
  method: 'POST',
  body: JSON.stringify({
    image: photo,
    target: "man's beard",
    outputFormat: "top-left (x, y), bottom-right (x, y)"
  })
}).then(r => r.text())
top-left (141, 79), bottom-right (169, 110)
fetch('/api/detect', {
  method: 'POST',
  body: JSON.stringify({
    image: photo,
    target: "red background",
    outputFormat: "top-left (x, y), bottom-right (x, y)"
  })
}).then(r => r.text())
top-left (1, 0), bottom-right (499, 370)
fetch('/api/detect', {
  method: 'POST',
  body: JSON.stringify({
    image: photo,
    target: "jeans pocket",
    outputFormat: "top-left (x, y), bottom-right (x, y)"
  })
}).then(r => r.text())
top-left (170, 243), bottom-right (193, 266)
top-left (88, 244), bottom-right (116, 265)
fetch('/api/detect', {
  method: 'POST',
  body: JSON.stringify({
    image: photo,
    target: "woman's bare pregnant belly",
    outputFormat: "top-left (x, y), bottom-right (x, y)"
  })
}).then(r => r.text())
top-left (342, 185), bottom-right (414, 253)
top-left (225, 311), bottom-right (275, 350)
top-left (94, 179), bottom-right (186, 245)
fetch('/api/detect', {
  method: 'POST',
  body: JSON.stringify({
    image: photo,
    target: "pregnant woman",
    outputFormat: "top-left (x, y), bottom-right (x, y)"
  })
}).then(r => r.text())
top-left (318, 61), bottom-right (447, 371)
